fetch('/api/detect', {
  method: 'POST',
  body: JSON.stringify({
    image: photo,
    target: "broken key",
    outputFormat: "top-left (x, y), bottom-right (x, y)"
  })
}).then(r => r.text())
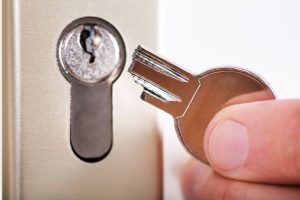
top-left (129, 46), bottom-right (276, 164)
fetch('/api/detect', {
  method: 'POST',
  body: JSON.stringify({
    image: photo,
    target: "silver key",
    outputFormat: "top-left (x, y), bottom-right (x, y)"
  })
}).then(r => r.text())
top-left (129, 46), bottom-right (275, 164)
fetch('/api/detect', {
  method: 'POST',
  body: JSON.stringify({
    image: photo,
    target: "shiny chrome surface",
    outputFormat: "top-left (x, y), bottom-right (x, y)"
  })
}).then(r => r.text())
top-left (130, 46), bottom-right (201, 117)
top-left (129, 46), bottom-right (275, 164)
top-left (57, 17), bottom-right (126, 84)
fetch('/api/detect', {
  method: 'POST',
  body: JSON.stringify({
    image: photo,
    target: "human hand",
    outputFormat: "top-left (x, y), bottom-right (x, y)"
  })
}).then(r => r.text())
top-left (181, 99), bottom-right (300, 200)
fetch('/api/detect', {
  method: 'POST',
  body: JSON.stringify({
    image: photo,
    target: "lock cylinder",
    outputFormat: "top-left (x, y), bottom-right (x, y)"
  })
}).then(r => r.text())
top-left (57, 17), bottom-right (126, 162)
top-left (58, 17), bottom-right (125, 84)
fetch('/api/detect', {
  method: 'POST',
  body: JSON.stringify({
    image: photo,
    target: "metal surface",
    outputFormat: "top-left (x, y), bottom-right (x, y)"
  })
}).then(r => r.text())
top-left (129, 46), bottom-right (276, 164)
top-left (70, 81), bottom-right (113, 162)
top-left (57, 17), bottom-right (126, 84)
top-left (3, 0), bottom-right (161, 199)
top-left (57, 17), bottom-right (126, 162)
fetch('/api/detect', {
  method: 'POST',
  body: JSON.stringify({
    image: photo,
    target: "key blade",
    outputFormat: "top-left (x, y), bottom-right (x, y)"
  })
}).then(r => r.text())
top-left (133, 75), bottom-right (181, 103)
top-left (129, 46), bottom-right (201, 117)
top-left (133, 47), bottom-right (189, 83)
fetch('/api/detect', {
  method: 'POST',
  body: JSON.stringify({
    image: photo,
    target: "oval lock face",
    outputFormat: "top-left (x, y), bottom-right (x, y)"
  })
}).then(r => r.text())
top-left (176, 68), bottom-right (276, 164)
top-left (57, 17), bottom-right (126, 84)
top-left (57, 17), bottom-right (126, 162)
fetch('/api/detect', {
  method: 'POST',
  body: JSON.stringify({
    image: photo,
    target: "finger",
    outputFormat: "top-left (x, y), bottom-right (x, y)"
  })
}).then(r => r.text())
top-left (223, 89), bottom-right (275, 107)
top-left (182, 160), bottom-right (300, 200)
top-left (203, 99), bottom-right (300, 184)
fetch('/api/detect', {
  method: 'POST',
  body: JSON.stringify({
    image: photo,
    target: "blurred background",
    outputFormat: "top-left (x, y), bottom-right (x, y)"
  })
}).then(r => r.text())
top-left (158, 0), bottom-right (300, 199)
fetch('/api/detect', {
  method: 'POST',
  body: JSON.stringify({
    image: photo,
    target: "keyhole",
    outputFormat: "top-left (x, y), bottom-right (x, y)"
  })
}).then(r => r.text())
top-left (80, 26), bottom-right (101, 64)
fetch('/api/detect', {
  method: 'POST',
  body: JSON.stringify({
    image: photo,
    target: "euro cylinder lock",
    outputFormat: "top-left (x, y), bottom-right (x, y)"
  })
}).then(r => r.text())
top-left (57, 17), bottom-right (126, 162)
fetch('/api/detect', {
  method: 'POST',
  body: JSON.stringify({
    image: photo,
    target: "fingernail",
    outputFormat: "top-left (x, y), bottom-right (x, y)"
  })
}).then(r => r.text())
top-left (208, 120), bottom-right (249, 171)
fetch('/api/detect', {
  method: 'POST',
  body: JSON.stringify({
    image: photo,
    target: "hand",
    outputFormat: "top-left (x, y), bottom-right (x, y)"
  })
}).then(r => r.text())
top-left (181, 99), bottom-right (300, 200)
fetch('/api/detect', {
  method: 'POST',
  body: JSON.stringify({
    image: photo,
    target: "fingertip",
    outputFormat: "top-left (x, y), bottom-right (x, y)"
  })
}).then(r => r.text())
top-left (203, 102), bottom-right (254, 173)
top-left (206, 119), bottom-right (249, 171)
top-left (181, 160), bottom-right (207, 200)
top-left (203, 99), bottom-right (300, 184)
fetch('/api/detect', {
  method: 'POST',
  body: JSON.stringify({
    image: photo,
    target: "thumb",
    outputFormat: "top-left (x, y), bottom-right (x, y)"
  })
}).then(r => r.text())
top-left (203, 99), bottom-right (300, 185)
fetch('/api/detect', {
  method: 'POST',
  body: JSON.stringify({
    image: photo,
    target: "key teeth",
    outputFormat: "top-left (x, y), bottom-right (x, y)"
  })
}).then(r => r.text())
top-left (129, 45), bottom-right (201, 117)
top-left (132, 46), bottom-right (190, 83)
top-left (133, 75), bottom-right (181, 103)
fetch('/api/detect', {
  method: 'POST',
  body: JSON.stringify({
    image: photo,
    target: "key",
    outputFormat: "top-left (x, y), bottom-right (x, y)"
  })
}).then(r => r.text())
top-left (129, 46), bottom-right (276, 164)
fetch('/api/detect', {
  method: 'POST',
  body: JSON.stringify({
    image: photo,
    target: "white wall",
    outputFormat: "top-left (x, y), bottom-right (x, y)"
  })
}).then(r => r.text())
top-left (158, 0), bottom-right (300, 199)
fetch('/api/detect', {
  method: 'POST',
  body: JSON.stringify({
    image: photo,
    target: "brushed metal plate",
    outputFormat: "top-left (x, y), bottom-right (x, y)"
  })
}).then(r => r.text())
top-left (3, 0), bottom-right (162, 199)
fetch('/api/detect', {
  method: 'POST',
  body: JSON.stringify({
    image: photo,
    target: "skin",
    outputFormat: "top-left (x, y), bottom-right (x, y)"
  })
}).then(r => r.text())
top-left (181, 99), bottom-right (300, 200)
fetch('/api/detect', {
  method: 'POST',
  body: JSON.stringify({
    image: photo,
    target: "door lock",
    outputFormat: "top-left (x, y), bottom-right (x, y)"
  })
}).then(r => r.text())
top-left (57, 17), bottom-right (126, 162)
